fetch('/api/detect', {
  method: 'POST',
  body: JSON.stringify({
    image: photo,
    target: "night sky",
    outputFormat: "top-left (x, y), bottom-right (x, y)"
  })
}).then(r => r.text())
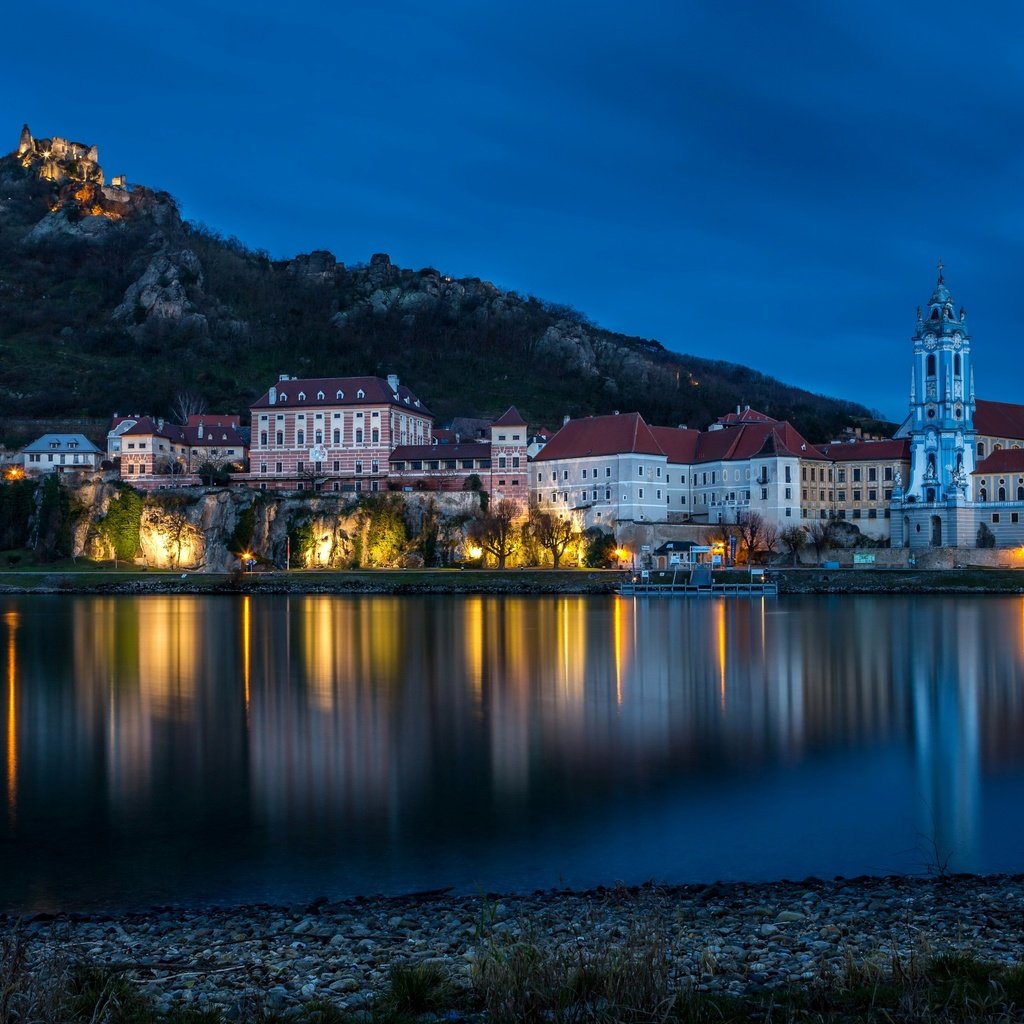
top-left (6, 1), bottom-right (1024, 421)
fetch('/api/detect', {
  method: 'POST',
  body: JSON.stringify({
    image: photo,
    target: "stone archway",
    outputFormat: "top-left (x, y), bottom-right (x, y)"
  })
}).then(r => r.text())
top-left (930, 515), bottom-right (942, 547)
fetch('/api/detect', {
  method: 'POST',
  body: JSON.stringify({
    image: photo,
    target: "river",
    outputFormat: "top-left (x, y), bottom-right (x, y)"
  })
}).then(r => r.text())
top-left (1, 593), bottom-right (1022, 911)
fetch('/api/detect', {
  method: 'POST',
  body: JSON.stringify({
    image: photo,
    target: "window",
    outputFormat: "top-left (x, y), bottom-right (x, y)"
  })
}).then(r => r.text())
top-left (761, 488), bottom-right (768, 500)
top-left (868, 489), bottom-right (877, 501)
top-left (372, 460), bottom-right (380, 473)
top-left (563, 470), bottom-right (569, 479)
top-left (884, 467), bottom-right (893, 481)
top-left (333, 429), bottom-right (340, 444)
top-left (372, 428), bottom-right (379, 443)
top-left (260, 463), bottom-right (267, 474)
top-left (926, 353), bottom-right (936, 376)
top-left (785, 487), bottom-right (791, 499)
top-left (355, 428), bottom-right (363, 443)
top-left (999, 486), bottom-right (1006, 501)
top-left (499, 457), bottom-right (507, 468)
top-left (868, 467), bottom-right (877, 482)
top-left (260, 431), bottom-right (268, 446)
top-left (853, 489), bottom-right (862, 501)
top-left (638, 488), bottom-right (644, 498)
top-left (838, 490), bottom-right (846, 502)
top-left (977, 442), bottom-right (986, 457)
top-left (852, 468), bottom-right (861, 482)
top-left (606, 467), bottom-right (611, 477)
top-left (276, 431), bottom-right (283, 446)
top-left (297, 461), bottom-right (304, 473)
top-left (582, 469), bottom-right (587, 479)
top-left (355, 461), bottom-right (363, 474)
top-left (315, 430), bottom-right (323, 444)
top-left (992, 513), bottom-right (1000, 523)
top-left (605, 489), bottom-right (611, 500)
top-left (333, 460), bottom-right (340, 471)
top-left (275, 461), bottom-right (282, 473)
top-left (512, 456), bottom-right (520, 468)
top-left (1013, 513), bottom-right (1020, 523)
top-left (638, 467), bottom-right (644, 478)
top-left (884, 488), bottom-right (892, 500)
top-left (785, 465), bottom-right (791, 482)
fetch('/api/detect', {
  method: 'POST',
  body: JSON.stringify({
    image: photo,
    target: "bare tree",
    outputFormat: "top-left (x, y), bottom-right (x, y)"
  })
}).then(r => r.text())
top-left (760, 520), bottom-right (780, 563)
top-left (469, 497), bottom-right (523, 569)
top-left (779, 525), bottom-right (807, 565)
top-left (529, 502), bottom-right (580, 569)
top-left (806, 519), bottom-right (834, 564)
top-left (736, 511), bottom-right (766, 565)
top-left (170, 389), bottom-right (207, 424)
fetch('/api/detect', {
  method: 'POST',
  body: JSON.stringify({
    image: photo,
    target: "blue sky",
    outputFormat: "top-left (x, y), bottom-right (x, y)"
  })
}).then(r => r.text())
top-left (6, 1), bottom-right (1024, 420)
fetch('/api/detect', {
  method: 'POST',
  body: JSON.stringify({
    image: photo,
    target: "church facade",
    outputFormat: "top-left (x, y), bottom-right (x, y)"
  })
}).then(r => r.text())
top-left (891, 270), bottom-right (1024, 549)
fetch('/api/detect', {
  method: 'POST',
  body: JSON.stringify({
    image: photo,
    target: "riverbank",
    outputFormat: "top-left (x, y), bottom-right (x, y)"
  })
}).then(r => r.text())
top-left (1, 566), bottom-right (1023, 596)
top-left (5, 874), bottom-right (1024, 1022)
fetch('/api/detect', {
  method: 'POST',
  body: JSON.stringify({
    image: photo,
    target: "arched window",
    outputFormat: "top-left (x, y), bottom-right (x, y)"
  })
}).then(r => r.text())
top-left (926, 354), bottom-right (936, 376)
top-left (998, 486), bottom-right (1007, 501)
top-left (977, 442), bottom-right (986, 458)
top-left (995, 443), bottom-right (1003, 451)
top-left (980, 487), bottom-right (987, 502)
top-left (954, 354), bottom-right (961, 376)
top-left (314, 430), bottom-right (323, 444)
top-left (1018, 486), bottom-right (1024, 501)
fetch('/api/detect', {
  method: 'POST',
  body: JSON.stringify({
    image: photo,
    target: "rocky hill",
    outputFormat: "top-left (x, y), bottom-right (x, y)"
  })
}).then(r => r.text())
top-left (0, 124), bottom-right (883, 441)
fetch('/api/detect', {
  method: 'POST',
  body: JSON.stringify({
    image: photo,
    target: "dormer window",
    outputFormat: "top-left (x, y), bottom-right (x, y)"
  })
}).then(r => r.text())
top-left (357, 389), bottom-right (365, 399)
top-left (280, 392), bottom-right (288, 402)
top-left (298, 391), bottom-right (306, 401)
top-left (336, 390), bottom-right (344, 399)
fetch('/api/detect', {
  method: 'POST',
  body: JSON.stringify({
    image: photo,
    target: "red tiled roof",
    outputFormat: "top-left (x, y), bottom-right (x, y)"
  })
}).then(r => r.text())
top-left (186, 414), bottom-right (240, 429)
top-left (694, 422), bottom-right (819, 463)
top-left (391, 442), bottom-right (491, 460)
top-left (714, 407), bottom-right (778, 427)
top-left (491, 406), bottom-right (527, 427)
top-left (817, 439), bottom-right (910, 462)
top-left (533, 413), bottom-right (663, 461)
top-left (250, 375), bottom-right (432, 416)
top-left (974, 399), bottom-right (1024, 440)
top-left (648, 426), bottom-right (700, 464)
top-left (184, 419), bottom-right (247, 448)
top-left (120, 417), bottom-right (187, 442)
top-left (971, 449), bottom-right (1024, 474)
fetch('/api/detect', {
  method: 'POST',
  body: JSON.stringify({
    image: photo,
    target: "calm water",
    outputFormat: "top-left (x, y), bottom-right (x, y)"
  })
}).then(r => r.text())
top-left (1, 593), bottom-right (1023, 912)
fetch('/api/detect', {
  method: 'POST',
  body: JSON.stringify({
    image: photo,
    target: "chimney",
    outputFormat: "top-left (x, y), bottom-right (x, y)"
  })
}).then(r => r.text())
top-left (198, 422), bottom-right (204, 439)
top-left (563, 414), bottom-right (570, 426)
top-left (387, 373), bottom-right (400, 392)
top-left (279, 373), bottom-right (290, 381)
top-left (269, 386), bottom-right (277, 405)
top-left (736, 405), bottom-right (741, 415)
top-left (157, 418), bottom-right (164, 431)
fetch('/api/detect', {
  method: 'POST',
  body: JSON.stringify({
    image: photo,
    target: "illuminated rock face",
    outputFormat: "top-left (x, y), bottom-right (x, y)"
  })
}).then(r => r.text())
top-left (16, 124), bottom-right (104, 186)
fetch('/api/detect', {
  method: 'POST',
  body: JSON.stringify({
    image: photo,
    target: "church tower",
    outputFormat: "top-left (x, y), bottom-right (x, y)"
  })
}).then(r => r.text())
top-left (903, 264), bottom-right (975, 503)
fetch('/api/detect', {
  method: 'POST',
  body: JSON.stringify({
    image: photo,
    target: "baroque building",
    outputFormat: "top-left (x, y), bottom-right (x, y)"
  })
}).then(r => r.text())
top-left (892, 269), bottom-right (1024, 548)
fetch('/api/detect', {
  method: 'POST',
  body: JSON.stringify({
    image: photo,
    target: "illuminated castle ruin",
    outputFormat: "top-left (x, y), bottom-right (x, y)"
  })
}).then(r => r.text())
top-left (16, 123), bottom-right (106, 185)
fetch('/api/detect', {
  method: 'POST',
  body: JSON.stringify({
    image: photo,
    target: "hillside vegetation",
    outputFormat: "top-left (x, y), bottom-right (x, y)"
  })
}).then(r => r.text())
top-left (0, 136), bottom-right (883, 441)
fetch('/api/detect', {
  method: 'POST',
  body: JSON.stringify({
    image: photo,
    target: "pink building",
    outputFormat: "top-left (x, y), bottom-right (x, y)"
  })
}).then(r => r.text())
top-left (248, 374), bottom-right (432, 491)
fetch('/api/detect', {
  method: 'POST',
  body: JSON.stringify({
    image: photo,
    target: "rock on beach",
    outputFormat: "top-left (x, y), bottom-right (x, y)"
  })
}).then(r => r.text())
top-left (5, 875), bottom-right (1023, 1014)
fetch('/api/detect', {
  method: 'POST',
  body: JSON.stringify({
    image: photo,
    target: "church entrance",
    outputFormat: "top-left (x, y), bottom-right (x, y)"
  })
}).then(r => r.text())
top-left (930, 515), bottom-right (942, 547)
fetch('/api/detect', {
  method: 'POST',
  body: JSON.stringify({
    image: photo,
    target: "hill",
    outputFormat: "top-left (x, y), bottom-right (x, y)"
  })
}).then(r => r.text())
top-left (0, 124), bottom-right (884, 441)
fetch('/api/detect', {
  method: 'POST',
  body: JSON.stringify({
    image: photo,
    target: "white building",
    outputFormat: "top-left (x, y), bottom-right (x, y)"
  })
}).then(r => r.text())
top-left (21, 434), bottom-right (103, 475)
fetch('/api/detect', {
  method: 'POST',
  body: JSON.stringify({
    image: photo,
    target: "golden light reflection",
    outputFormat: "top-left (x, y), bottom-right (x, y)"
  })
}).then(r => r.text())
top-left (716, 599), bottom-right (727, 711)
top-left (242, 595), bottom-right (251, 722)
top-left (613, 596), bottom-right (625, 706)
top-left (5, 610), bottom-right (18, 823)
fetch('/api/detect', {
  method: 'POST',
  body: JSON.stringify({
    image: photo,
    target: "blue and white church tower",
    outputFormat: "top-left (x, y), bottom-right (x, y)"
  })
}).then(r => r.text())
top-left (892, 265), bottom-right (977, 547)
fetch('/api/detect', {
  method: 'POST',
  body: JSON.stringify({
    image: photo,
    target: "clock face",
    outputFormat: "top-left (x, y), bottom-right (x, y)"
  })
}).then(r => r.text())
top-left (924, 335), bottom-right (937, 350)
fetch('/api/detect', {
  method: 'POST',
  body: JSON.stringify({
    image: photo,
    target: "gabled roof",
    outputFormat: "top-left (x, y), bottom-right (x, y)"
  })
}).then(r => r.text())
top-left (714, 407), bottom-right (778, 428)
top-left (184, 419), bottom-right (247, 448)
top-left (251, 375), bottom-right (432, 416)
top-left (532, 413), bottom-right (664, 462)
top-left (491, 406), bottom-right (527, 428)
top-left (817, 439), bottom-right (910, 462)
top-left (975, 399), bottom-right (1024, 441)
top-left (694, 422), bottom-right (819, 463)
top-left (119, 417), bottom-right (187, 442)
top-left (22, 433), bottom-right (103, 454)
top-left (971, 449), bottom-right (1024, 475)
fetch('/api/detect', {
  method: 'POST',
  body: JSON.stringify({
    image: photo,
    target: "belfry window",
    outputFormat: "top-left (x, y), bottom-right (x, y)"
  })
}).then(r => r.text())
top-left (954, 354), bottom-right (961, 376)
top-left (926, 354), bottom-right (936, 376)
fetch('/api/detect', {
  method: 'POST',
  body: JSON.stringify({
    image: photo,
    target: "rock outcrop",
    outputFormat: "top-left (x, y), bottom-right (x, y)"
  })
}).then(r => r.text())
top-left (113, 250), bottom-right (208, 334)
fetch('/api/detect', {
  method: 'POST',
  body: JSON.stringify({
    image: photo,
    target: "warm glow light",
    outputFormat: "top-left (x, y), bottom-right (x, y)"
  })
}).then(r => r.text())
top-left (716, 600), bottom-right (727, 711)
top-left (469, 546), bottom-right (482, 559)
top-left (242, 595), bottom-right (251, 722)
top-left (5, 610), bottom-right (18, 823)
top-left (3, 466), bottom-right (24, 481)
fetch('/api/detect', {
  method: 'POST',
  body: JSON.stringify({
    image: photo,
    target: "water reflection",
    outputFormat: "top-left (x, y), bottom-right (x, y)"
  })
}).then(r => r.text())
top-left (1, 593), bottom-right (1023, 910)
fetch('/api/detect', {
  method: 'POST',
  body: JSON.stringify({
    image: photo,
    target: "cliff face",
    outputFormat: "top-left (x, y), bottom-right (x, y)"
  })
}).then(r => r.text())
top-left (66, 479), bottom-right (480, 571)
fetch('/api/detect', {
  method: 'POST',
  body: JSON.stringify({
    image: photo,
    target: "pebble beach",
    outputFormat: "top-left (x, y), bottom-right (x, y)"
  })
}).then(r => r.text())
top-left (6, 874), bottom-right (1023, 1017)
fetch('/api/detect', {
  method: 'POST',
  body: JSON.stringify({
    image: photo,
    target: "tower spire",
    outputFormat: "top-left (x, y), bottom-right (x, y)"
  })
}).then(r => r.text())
top-left (937, 258), bottom-right (944, 284)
